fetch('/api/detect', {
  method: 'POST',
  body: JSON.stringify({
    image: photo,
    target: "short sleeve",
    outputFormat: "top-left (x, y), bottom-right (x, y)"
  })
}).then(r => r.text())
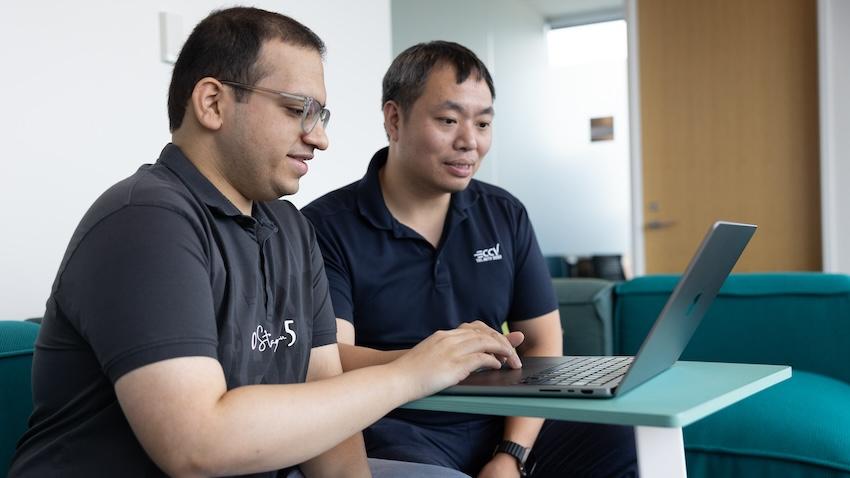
top-left (309, 220), bottom-right (355, 324)
top-left (57, 205), bottom-right (219, 383)
top-left (308, 223), bottom-right (338, 347)
top-left (507, 206), bottom-right (558, 322)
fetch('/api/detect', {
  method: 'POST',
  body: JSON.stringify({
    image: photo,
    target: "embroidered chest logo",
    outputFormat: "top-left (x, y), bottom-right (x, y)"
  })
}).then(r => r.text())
top-left (251, 321), bottom-right (297, 352)
top-left (473, 243), bottom-right (503, 263)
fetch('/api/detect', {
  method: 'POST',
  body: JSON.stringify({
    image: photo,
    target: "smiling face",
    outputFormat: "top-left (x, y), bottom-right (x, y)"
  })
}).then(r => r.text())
top-left (216, 39), bottom-right (329, 203)
top-left (388, 63), bottom-right (494, 196)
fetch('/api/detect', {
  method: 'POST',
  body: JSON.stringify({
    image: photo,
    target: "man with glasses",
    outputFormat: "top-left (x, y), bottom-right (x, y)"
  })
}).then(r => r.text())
top-left (9, 9), bottom-right (520, 478)
top-left (302, 42), bottom-right (638, 477)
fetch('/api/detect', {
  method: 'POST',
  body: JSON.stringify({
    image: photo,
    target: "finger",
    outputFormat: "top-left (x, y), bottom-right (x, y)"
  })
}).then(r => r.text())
top-left (468, 321), bottom-right (515, 348)
top-left (468, 352), bottom-right (503, 373)
top-left (496, 331), bottom-right (524, 369)
top-left (458, 321), bottom-right (489, 333)
top-left (444, 328), bottom-right (521, 368)
top-left (496, 350), bottom-right (522, 370)
top-left (467, 334), bottom-right (521, 365)
top-left (505, 331), bottom-right (524, 348)
top-left (483, 329), bottom-right (522, 369)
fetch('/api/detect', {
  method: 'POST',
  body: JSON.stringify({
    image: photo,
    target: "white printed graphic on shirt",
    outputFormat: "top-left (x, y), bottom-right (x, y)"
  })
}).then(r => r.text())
top-left (473, 243), bottom-right (503, 263)
top-left (251, 321), bottom-right (297, 352)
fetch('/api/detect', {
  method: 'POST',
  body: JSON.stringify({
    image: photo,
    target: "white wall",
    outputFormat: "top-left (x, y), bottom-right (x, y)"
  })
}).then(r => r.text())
top-left (540, 59), bottom-right (631, 257)
top-left (819, 0), bottom-right (850, 274)
top-left (541, 24), bottom-right (631, 258)
top-left (388, 0), bottom-right (502, 184)
top-left (0, 0), bottom-right (391, 319)
top-left (391, 0), bottom-right (633, 259)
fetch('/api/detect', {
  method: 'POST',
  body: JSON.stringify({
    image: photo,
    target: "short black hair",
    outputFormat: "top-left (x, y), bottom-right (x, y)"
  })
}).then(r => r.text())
top-left (167, 7), bottom-right (325, 132)
top-left (382, 41), bottom-right (495, 112)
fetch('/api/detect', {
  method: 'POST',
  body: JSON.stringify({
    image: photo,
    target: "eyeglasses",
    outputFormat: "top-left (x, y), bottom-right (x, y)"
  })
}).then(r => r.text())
top-left (219, 80), bottom-right (331, 134)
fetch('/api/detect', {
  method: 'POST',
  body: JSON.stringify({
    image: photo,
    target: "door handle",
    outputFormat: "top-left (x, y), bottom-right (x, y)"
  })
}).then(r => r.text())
top-left (645, 220), bottom-right (677, 230)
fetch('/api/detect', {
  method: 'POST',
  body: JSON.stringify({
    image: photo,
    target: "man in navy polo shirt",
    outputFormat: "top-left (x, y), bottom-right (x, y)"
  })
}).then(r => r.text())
top-left (303, 42), bottom-right (637, 477)
top-left (9, 11), bottom-right (522, 478)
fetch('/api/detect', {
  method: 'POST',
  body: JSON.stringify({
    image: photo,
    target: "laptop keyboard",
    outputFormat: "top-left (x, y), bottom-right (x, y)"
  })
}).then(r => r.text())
top-left (521, 356), bottom-right (634, 387)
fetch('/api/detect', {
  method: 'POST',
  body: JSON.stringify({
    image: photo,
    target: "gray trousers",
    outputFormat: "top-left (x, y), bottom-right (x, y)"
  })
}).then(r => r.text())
top-left (285, 457), bottom-right (470, 477)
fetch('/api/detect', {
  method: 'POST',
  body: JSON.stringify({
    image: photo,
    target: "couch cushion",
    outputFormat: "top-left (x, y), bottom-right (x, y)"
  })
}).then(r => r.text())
top-left (0, 320), bottom-right (40, 357)
top-left (684, 370), bottom-right (850, 476)
top-left (614, 273), bottom-right (850, 383)
top-left (552, 278), bottom-right (614, 356)
top-left (1, 320), bottom-right (40, 474)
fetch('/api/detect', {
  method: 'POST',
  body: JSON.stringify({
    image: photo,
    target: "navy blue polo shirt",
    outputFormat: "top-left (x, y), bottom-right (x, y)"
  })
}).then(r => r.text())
top-left (302, 147), bottom-right (557, 352)
top-left (10, 144), bottom-right (336, 478)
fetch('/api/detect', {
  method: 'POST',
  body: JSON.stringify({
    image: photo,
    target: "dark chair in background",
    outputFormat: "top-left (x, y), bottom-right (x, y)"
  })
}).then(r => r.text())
top-left (590, 254), bottom-right (626, 281)
top-left (544, 255), bottom-right (572, 278)
top-left (572, 254), bottom-right (626, 281)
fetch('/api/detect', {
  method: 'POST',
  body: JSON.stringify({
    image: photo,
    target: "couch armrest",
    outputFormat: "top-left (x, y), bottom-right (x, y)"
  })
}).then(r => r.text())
top-left (614, 273), bottom-right (850, 383)
top-left (552, 278), bottom-right (614, 356)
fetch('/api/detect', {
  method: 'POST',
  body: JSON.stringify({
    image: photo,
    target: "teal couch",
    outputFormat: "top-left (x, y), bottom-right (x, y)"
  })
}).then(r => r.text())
top-left (4, 274), bottom-right (850, 476)
top-left (0, 320), bottom-right (40, 474)
top-left (555, 273), bottom-right (850, 477)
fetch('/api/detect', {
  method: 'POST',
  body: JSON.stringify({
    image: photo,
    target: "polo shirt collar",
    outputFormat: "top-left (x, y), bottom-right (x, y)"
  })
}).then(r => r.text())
top-left (355, 147), bottom-right (479, 233)
top-left (355, 148), bottom-right (393, 230)
top-left (158, 143), bottom-right (278, 240)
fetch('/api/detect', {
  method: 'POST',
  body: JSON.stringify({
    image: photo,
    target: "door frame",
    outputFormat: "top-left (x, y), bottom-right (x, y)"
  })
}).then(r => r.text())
top-left (818, 0), bottom-right (846, 273)
top-left (625, 0), bottom-right (645, 276)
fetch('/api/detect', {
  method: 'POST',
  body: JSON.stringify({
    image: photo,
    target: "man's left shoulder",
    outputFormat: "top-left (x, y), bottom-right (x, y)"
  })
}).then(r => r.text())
top-left (301, 181), bottom-right (359, 224)
top-left (467, 179), bottom-right (527, 211)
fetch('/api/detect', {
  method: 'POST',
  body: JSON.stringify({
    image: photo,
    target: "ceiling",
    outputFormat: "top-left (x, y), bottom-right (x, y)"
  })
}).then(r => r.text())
top-left (524, 0), bottom-right (624, 22)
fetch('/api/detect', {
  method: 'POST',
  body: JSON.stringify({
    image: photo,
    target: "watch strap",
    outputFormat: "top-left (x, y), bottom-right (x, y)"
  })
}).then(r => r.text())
top-left (494, 440), bottom-right (533, 476)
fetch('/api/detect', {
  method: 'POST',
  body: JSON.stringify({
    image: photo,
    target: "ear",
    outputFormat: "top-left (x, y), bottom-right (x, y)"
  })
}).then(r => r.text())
top-left (190, 77), bottom-right (226, 131)
top-left (382, 100), bottom-right (402, 143)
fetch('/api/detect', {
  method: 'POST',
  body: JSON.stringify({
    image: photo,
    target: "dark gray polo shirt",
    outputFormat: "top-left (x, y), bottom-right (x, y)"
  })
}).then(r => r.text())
top-left (10, 144), bottom-right (336, 477)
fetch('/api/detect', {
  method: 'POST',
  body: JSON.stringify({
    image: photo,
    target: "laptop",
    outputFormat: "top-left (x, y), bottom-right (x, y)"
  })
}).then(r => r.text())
top-left (441, 221), bottom-right (757, 398)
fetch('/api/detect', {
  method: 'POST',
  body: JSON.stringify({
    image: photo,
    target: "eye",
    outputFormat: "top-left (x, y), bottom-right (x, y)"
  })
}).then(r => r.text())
top-left (438, 117), bottom-right (457, 125)
top-left (477, 121), bottom-right (491, 129)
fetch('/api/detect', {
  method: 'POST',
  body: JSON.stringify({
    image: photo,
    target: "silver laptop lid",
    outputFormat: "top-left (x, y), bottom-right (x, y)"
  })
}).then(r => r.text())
top-left (615, 221), bottom-right (756, 395)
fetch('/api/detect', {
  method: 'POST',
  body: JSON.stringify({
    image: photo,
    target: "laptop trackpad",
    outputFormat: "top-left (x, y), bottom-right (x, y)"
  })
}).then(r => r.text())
top-left (460, 357), bottom-right (566, 386)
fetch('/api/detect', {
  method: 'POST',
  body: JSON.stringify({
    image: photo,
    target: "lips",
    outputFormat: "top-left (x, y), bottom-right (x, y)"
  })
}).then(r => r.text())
top-left (444, 160), bottom-right (475, 178)
top-left (288, 154), bottom-right (312, 176)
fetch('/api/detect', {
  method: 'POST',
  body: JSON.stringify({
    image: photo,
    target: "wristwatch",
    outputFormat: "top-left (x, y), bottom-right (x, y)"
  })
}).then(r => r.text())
top-left (493, 440), bottom-right (535, 477)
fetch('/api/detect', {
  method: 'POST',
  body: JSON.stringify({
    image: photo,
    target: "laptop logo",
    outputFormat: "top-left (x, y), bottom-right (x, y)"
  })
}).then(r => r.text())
top-left (474, 243), bottom-right (503, 263)
top-left (686, 293), bottom-right (702, 317)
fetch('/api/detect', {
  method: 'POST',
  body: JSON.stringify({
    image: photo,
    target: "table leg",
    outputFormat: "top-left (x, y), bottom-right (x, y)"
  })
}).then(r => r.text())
top-left (634, 426), bottom-right (687, 477)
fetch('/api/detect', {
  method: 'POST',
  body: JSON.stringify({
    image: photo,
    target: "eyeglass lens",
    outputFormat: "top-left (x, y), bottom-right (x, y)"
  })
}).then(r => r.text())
top-left (303, 99), bottom-right (330, 133)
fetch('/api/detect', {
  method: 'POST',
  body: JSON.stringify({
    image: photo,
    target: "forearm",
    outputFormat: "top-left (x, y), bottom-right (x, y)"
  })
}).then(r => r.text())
top-left (513, 311), bottom-right (563, 357)
top-left (502, 416), bottom-right (545, 447)
top-left (338, 342), bottom-right (407, 371)
top-left (501, 340), bottom-right (551, 447)
top-left (200, 364), bottom-right (413, 474)
top-left (502, 312), bottom-right (563, 446)
top-left (124, 361), bottom-right (413, 477)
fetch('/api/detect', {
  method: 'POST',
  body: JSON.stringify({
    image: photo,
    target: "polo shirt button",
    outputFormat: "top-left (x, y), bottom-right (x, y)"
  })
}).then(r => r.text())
top-left (436, 259), bottom-right (441, 265)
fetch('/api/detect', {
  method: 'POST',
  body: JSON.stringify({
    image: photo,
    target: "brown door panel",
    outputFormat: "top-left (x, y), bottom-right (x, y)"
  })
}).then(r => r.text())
top-left (638, 0), bottom-right (821, 273)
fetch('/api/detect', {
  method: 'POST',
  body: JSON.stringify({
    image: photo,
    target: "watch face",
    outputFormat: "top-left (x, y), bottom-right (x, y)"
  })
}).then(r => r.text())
top-left (522, 459), bottom-right (537, 477)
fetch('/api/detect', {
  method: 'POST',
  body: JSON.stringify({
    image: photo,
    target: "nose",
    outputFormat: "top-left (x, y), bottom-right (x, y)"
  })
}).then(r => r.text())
top-left (303, 121), bottom-right (329, 151)
top-left (454, 121), bottom-right (477, 152)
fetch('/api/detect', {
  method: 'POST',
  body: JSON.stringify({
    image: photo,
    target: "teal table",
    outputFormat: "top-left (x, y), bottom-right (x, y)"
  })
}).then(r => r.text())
top-left (404, 361), bottom-right (791, 477)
